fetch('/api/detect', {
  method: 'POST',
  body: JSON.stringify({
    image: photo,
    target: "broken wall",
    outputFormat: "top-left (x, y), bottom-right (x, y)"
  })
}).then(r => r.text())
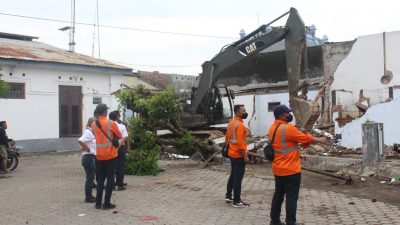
top-left (319, 41), bottom-right (355, 126)
top-left (224, 90), bottom-right (318, 136)
top-left (336, 90), bottom-right (400, 148)
top-left (331, 31), bottom-right (400, 147)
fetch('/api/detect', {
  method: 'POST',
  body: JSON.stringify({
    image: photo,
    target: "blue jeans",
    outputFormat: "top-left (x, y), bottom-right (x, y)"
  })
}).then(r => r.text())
top-left (81, 154), bottom-right (96, 200)
top-left (226, 157), bottom-right (246, 203)
top-left (270, 173), bottom-right (301, 225)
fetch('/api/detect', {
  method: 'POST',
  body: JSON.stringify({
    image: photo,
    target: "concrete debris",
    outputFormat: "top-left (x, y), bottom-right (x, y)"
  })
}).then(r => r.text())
top-left (305, 144), bottom-right (358, 156)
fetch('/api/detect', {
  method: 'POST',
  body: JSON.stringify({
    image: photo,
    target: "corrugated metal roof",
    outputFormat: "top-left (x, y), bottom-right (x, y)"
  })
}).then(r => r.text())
top-left (137, 71), bottom-right (171, 90)
top-left (0, 37), bottom-right (131, 71)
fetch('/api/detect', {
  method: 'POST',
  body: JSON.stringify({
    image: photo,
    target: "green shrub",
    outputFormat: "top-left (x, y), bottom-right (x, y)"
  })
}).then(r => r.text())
top-left (125, 117), bottom-right (161, 176)
top-left (177, 131), bottom-right (196, 156)
top-left (118, 85), bottom-right (193, 175)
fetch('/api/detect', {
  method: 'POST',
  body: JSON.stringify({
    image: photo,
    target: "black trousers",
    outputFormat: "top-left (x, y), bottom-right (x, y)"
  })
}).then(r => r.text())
top-left (270, 173), bottom-right (301, 225)
top-left (226, 157), bottom-right (245, 203)
top-left (115, 145), bottom-right (127, 187)
top-left (95, 158), bottom-right (117, 205)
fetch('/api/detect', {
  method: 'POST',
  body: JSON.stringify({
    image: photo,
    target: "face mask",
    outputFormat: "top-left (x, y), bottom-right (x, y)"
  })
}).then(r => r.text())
top-left (285, 114), bottom-right (293, 122)
top-left (241, 112), bottom-right (248, 119)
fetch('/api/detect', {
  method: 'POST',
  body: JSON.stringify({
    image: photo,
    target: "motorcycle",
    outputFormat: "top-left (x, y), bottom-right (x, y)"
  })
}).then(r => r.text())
top-left (0, 139), bottom-right (21, 171)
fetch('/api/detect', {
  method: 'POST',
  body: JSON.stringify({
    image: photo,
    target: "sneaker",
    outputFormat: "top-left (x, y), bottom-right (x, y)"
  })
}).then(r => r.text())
top-left (85, 197), bottom-right (96, 203)
top-left (0, 174), bottom-right (11, 179)
top-left (102, 203), bottom-right (116, 210)
top-left (225, 195), bottom-right (233, 203)
top-left (117, 186), bottom-right (126, 191)
top-left (232, 201), bottom-right (249, 208)
top-left (95, 204), bottom-right (102, 209)
top-left (270, 221), bottom-right (286, 225)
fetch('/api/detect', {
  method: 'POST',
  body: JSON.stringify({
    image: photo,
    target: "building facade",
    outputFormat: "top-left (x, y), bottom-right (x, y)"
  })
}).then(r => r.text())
top-left (0, 32), bottom-right (131, 152)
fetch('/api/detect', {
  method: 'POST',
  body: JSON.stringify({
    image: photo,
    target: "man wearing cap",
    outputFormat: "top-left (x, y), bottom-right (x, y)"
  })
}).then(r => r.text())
top-left (269, 104), bottom-right (328, 225)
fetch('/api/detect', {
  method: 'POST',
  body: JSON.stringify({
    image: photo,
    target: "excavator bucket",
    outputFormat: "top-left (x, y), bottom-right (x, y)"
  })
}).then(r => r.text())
top-left (285, 8), bottom-right (321, 131)
top-left (290, 97), bottom-right (321, 131)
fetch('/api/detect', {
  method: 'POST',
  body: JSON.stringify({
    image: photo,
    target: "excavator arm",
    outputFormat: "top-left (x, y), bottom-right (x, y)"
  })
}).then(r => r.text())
top-left (185, 8), bottom-right (320, 131)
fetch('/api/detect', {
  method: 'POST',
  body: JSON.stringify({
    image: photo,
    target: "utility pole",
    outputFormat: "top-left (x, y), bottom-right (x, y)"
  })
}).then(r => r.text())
top-left (59, 0), bottom-right (76, 51)
top-left (96, 0), bottom-right (101, 58)
top-left (69, 0), bottom-right (76, 52)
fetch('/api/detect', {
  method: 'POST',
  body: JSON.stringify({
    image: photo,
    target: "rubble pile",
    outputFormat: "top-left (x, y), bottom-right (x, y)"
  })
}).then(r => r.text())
top-left (305, 144), bottom-right (360, 156)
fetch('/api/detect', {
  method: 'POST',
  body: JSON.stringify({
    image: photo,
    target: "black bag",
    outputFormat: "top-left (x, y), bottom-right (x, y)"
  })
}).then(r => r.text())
top-left (95, 119), bottom-right (120, 148)
top-left (111, 137), bottom-right (120, 148)
top-left (221, 143), bottom-right (229, 158)
top-left (263, 124), bottom-right (281, 161)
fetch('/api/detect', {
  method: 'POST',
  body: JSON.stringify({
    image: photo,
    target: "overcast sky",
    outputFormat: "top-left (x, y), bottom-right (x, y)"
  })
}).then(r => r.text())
top-left (1, 0), bottom-right (399, 75)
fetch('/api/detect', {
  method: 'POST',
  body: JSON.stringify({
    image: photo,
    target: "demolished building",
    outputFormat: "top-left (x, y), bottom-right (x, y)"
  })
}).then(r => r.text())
top-left (220, 30), bottom-right (400, 149)
top-left (332, 31), bottom-right (400, 148)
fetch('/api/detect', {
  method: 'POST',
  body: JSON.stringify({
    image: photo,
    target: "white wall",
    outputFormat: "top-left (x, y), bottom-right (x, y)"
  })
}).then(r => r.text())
top-left (0, 64), bottom-right (123, 140)
top-left (331, 31), bottom-right (400, 148)
top-left (331, 31), bottom-right (400, 112)
top-left (225, 91), bottom-right (318, 137)
top-left (336, 90), bottom-right (400, 148)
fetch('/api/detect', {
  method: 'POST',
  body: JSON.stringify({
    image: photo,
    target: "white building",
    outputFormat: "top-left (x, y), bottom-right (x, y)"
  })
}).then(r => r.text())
top-left (224, 30), bottom-right (400, 149)
top-left (0, 32), bottom-right (132, 152)
top-left (332, 31), bottom-right (400, 148)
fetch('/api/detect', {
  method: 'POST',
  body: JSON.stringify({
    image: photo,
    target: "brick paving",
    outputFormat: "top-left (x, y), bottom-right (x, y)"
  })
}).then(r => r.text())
top-left (0, 153), bottom-right (399, 225)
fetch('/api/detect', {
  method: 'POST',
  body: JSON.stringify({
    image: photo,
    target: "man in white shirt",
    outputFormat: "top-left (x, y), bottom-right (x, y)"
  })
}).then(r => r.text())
top-left (78, 117), bottom-right (97, 203)
top-left (109, 111), bottom-right (129, 191)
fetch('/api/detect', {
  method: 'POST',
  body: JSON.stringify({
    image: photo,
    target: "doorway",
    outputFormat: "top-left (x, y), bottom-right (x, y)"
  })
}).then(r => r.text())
top-left (59, 85), bottom-right (82, 137)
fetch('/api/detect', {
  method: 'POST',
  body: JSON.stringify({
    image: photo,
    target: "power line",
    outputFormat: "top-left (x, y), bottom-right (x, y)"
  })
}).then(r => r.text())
top-left (0, 12), bottom-right (237, 39)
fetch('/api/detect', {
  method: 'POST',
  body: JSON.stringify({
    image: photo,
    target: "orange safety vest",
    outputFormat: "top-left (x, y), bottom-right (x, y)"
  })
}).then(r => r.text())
top-left (268, 119), bottom-right (313, 176)
top-left (225, 116), bottom-right (248, 158)
top-left (92, 116), bottom-right (122, 160)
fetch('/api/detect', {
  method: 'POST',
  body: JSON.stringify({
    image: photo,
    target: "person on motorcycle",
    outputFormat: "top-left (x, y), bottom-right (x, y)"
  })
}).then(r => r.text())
top-left (0, 121), bottom-right (10, 174)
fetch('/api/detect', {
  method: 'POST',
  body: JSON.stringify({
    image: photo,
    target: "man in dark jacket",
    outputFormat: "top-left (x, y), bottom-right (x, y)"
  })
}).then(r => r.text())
top-left (0, 121), bottom-right (9, 174)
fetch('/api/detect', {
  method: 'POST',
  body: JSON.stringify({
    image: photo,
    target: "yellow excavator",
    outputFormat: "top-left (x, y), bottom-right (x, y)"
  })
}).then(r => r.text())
top-left (182, 8), bottom-right (321, 131)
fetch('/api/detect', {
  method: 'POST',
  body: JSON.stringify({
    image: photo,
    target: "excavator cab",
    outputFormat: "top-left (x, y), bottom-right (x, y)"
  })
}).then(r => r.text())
top-left (183, 85), bottom-right (235, 128)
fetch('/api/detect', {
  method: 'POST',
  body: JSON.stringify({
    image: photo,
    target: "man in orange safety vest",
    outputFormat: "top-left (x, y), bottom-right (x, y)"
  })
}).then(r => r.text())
top-left (225, 104), bottom-right (250, 208)
top-left (268, 104), bottom-right (328, 225)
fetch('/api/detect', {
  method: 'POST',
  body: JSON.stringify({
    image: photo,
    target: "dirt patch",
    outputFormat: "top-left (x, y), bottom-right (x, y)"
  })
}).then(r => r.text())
top-left (302, 169), bottom-right (400, 206)
top-left (207, 161), bottom-right (400, 207)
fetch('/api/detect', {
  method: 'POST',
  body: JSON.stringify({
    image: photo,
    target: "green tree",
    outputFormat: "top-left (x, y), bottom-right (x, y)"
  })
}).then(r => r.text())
top-left (118, 85), bottom-right (193, 175)
top-left (117, 85), bottom-right (220, 175)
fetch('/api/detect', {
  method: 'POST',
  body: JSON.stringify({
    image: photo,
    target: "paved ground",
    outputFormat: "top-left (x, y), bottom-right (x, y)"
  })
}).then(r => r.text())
top-left (1, 152), bottom-right (399, 225)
